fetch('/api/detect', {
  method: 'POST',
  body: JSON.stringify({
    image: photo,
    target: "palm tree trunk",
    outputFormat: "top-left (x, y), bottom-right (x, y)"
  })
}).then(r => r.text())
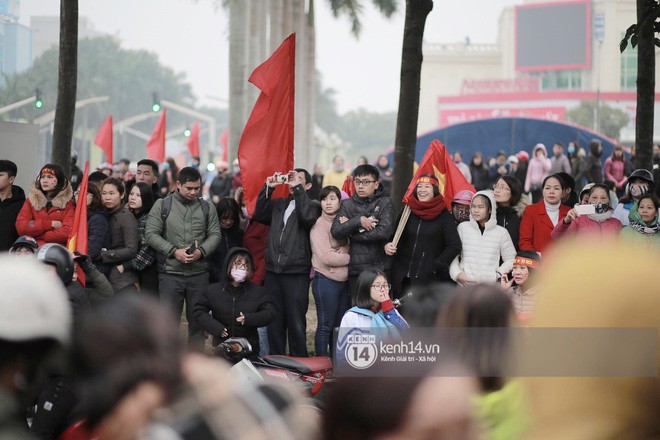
top-left (229, 0), bottom-right (250, 163)
top-left (635, 0), bottom-right (655, 171)
top-left (392, 0), bottom-right (433, 214)
top-left (51, 0), bottom-right (78, 176)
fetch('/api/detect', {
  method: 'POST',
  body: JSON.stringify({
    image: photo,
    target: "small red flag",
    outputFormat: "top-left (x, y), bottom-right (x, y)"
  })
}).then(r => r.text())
top-left (147, 109), bottom-right (167, 163)
top-left (187, 121), bottom-right (200, 158)
top-left (238, 34), bottom-right (296, 216)
top-left (94, 116), bottom-right (113, 164)
top-left (67, 162), bottom-right (89, 286)
top-left (220, 129), bottom-right (229, 162)
top-left (403, 139), bottom-right (476, 205)
top-left (341, 175), bottom-right (355, 197)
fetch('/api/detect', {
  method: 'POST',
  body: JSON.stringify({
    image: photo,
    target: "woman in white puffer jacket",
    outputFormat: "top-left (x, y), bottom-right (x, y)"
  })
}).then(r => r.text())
top-left (450, 190), bottom-right (516, 285)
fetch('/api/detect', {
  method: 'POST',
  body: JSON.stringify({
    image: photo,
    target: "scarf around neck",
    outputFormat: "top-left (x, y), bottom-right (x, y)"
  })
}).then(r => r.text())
top-left (587, 210), bottom-right (613, 223)
top-left (629, 219), bottom-right (660, 235)
top-left (407, 194), bottom-right (446, 220)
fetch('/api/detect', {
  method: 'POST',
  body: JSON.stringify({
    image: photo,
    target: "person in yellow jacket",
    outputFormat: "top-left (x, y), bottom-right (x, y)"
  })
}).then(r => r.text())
top-left (322, 154), bottom-right (350, 188)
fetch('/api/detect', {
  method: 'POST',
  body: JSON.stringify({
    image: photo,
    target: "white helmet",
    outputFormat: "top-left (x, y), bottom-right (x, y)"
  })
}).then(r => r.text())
top-left (0, 256), bottom-right (71, 345)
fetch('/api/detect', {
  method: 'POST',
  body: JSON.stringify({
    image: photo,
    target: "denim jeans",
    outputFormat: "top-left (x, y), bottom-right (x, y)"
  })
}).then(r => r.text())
top-left (312, 272), bottom-right (350, 357)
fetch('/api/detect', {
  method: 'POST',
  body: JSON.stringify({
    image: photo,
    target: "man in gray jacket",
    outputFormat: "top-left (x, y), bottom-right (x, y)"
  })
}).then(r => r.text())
top-left (146, 167), bottom-right (221, 346)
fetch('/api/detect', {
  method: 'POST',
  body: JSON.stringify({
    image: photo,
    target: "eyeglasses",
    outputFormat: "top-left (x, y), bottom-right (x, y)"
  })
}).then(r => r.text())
top-left (354, 179), bottom-right (375, 186)
top-left (492, 184), bottom-right (510, 192)
top-left (372, 283), bottom-right (391, 291)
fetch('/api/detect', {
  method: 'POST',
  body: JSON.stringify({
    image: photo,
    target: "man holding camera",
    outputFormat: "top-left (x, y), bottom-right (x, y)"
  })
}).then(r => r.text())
top-left (146, 167), bottom-right (221, 347)
top-left (252, 169), bottom-right (321, 356)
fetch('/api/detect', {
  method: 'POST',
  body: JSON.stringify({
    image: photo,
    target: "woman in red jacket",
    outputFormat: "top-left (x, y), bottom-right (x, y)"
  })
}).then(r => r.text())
top-left (519, 174), bottom-right (570, 254)
top-left (15, 164), bottom-right (75, 246)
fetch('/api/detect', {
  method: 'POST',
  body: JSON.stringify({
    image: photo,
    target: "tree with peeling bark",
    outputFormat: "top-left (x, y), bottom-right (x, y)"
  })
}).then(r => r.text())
top-left (51, 0), bottom-right (78, 177)
top-left (391, 0), bottom-right (433, 215)
top-left (620, 0), bottom-right (659, 172)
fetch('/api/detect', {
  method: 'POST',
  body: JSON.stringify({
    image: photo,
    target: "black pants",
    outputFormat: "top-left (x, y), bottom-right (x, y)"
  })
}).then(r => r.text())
top-left (265, 271), bottom-right (310, 357)
top-left (31, 376), bottom-right (78, 440)
top-left (159, 272), bottom-right (208, 348)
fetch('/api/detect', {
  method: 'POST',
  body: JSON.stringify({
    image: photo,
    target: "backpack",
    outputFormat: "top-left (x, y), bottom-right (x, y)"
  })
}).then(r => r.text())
top-left (160, 194), bottom-right (211, 235)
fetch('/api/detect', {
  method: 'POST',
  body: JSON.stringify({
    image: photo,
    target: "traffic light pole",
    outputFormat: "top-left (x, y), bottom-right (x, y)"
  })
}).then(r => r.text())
top-left (0, 96), bottom-right (38, 116)
top-left (161, 99), bottom-right (216, 160)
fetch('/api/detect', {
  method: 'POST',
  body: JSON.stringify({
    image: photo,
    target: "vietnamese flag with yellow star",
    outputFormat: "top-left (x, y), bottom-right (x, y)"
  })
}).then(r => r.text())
top-left (402, 139), bottom-right (475, 205)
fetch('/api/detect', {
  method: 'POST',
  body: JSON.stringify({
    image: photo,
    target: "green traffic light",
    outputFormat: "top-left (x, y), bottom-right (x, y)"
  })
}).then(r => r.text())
top-left (183, 128), bottom-right (191, 137)
top-left (151, 102), bottom-right (161, 112)
top-left (34, 99), bottom-right (44, 109)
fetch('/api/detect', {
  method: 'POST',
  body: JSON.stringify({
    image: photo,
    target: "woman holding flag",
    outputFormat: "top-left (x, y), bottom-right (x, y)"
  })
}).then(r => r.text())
top-left (384, 174), bottom-right (461, 298)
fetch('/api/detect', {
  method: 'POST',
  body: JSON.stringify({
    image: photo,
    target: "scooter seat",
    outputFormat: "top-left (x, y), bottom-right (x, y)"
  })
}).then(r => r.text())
top-left (263, 355), bottom-right (332, 374)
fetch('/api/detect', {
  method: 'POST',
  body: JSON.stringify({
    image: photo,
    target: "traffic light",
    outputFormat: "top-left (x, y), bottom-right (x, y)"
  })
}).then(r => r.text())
top-left (34, 88), bottom-right (43, 109)
top-left (183, 127), bottom-right (191, 137)
top-left (151, 92), bottom-right (161, 112)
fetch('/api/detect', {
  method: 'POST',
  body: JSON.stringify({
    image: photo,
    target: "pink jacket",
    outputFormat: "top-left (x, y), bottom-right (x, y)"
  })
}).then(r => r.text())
top-left (604, 157), bottom-right (626, 186)
top-left (551, 214), bottom-right (622, 240)
top-left (524, 144), bottom-right (552, 192)
top-left (310, 212), bottom-right (350, 282)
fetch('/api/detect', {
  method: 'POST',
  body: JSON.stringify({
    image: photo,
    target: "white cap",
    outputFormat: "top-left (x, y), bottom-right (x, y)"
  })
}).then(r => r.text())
top-left (0, 256), bottom-right (71, 345)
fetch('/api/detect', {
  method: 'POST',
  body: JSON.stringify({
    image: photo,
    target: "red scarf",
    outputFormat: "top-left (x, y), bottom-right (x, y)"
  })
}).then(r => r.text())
top-left (406, 194), bottom-right (446, 220)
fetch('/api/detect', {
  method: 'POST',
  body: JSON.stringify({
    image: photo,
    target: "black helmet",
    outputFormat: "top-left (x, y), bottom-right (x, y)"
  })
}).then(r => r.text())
top-left (37, 243), bottom-right (75, 285)
top-left (629, 168), bottom-right (655, 186)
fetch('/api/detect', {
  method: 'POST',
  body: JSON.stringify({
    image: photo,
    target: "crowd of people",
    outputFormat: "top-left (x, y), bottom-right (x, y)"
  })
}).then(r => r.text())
top-left (1, 139), bottom-right (660, 440)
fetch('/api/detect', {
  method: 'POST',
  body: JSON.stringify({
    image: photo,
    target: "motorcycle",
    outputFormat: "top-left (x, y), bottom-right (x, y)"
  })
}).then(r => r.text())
top-left (216, 338), bottom-right (333, 396)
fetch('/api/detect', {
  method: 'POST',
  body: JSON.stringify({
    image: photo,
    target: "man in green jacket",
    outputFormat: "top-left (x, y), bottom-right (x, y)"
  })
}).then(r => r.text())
top-left (146, 167), bottom-right (221, 346)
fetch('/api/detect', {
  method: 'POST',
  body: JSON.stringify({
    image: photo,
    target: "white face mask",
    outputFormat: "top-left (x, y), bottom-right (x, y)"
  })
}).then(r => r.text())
top-left (230, 268), bottom-right (247, 283)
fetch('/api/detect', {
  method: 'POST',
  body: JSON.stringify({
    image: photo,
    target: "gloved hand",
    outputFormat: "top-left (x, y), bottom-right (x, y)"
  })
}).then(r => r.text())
top-left (73, 251), bottom-right (96, 273)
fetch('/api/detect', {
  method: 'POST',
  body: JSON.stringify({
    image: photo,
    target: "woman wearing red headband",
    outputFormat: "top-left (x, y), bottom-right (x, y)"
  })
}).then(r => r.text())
top-left (500, 250), bottom-right (541, 315)
top-left (15, 164), bottom-right (75, 246)
top-left (384, 174), bottom-right (461, 298)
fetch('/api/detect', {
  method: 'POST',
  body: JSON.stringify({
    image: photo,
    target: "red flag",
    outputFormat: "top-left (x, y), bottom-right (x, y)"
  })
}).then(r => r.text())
top-left (94, 116), bottom-right (113, 164)
top-left (67, 162), bottom-right (89, 286)
top-left (187, 121), bottom-right (200, 157)
top-left (341, 175), bottom-right (355, 197)
top-left (219, 129), bottom-right (228, 162)
top-left (238, 34), bottom-right (295, 216)
top-left (403, 140), bottom-right (476, 205)
top-left (147, 109), bottom-right (167, 162)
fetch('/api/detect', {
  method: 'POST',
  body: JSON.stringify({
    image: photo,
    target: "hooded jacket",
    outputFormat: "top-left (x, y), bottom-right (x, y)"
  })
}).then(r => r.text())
top-left (524, 144), bottom-right (552, 192)
top-left (15, 182), bottom-right (75, 246)
top-left (0, 185), bottom-right (26, 251)
top-left (620, 202), bottom-right (660, 250)
top-left (193, 247), bottom-right (275, 351)
top-left (252, 183), bottom-right (321, 274)
top-left (331, 186), bottom-right (394, 276)
top-left (450, 191), bottom-right (516, 283)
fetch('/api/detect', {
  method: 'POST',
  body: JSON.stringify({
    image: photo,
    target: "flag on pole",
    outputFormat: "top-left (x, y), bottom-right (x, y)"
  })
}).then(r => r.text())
top-left (402, 139), bottom-right (476, 205)
top-left (187, 121), bottom-right (200, 157)
top-left (67, 162), bottom-right (89, 286)
top-left (147, 109), bottom-right (167, 162)
top-left (94, 116), bottom-right (113, 164)
top-left (341, 175), bottom-right (355, 197)
top-left (238, 33), bottom-right (296, 216)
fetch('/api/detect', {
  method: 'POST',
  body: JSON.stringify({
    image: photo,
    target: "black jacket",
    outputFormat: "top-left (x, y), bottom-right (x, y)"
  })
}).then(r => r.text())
top-left (496, 206), bottom-right (521, 251)
top-left (208, 226), bottom-right (244, 283)
top-left (193, 247), bottom-right (275, 351)
top-left (390, 209), bottom-right (461, 296)
top-left (252, 184), bottom-right (321, 274)
top-left (470, 165), bottom-right (491, 191)
top-left (87, 210), bottom-right (110, 261)
top-left (331, 187), bottom-right (394, 276)
top-left (0, 185), bottom-right (25, 251)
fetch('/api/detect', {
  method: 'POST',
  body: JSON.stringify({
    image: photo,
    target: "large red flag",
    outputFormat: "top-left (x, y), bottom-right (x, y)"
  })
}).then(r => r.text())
top-left (341, 175), bottom-right (355, 197)
top-left (187, 121), bottom-right (200, 157)
top-left (402, 139), bottom-right (476, 205)
top-left (94, 116), bottom-right (113, 164)
top-left (238, 34), bottom-right (295, 216)
top-left (147, 109), bottom-right (167, 162)
top-left (67, 162), bottom-right (89, 286)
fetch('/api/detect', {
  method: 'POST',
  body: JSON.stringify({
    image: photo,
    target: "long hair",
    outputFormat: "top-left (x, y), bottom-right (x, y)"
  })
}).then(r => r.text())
top-left (36, 163), bottom-right (68, 195)
top-left (496, 176), bottom-right (522, 206)
top-left (86, 182), bottom-right (104, 214)
top-left (353, 269), bottom-right (388, 309)
top-left (130, 182), bottom-right (154, 216)
top-left (216, 197), bottom-right (241, 232)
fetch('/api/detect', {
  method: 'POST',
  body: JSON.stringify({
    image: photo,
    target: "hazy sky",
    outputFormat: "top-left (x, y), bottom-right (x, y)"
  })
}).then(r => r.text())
top-left (19, 0), bottom-right (520, 114)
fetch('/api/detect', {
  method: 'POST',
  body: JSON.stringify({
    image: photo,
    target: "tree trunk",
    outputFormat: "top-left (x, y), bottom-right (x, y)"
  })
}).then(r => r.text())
top-left (228, 0), bottom-right (250, 163)
top-left (51, 0), bottom-right (78, 177)
top-left (306, 0), bottom-right (317, 168)
top-left (635, 0), bottom-right (655, 171)
top-left (392, 0), bottom-right (433, 215)
top-left (293, 0), bottom-right (306, 168)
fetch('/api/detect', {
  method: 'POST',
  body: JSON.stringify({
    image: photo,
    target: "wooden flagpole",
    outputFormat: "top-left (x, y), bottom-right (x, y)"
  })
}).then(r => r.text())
top-left (392, 205), bottom-right (411, 247)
